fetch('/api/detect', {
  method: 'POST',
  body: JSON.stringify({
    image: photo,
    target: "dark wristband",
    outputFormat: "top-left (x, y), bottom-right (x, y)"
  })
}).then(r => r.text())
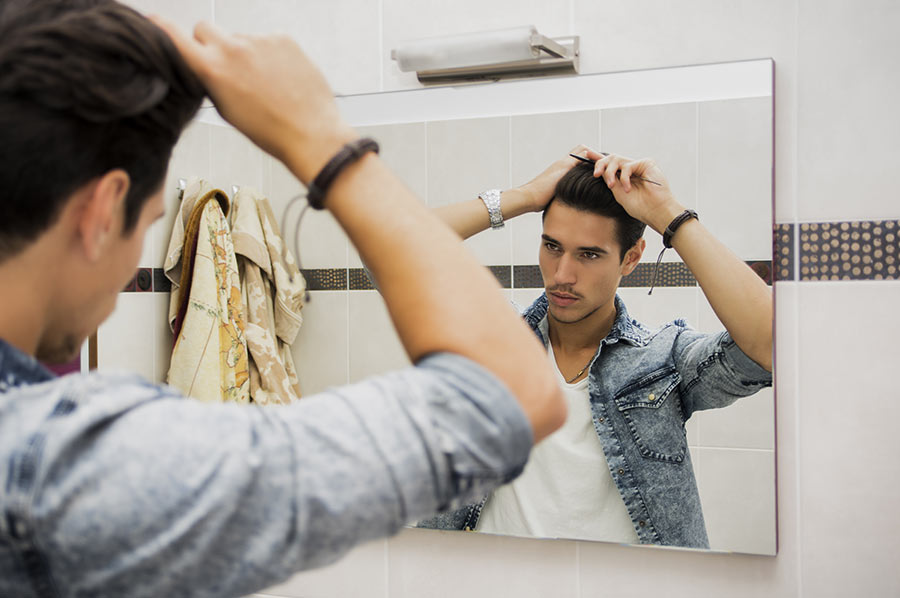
top-left (662, 209), bottom-right (698, 248)
top-left (306, 137), bottom-right (380, 210)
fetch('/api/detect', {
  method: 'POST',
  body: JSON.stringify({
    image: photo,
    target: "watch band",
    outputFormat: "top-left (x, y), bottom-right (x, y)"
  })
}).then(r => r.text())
top-left (478, 189), bottom-right (504, 229)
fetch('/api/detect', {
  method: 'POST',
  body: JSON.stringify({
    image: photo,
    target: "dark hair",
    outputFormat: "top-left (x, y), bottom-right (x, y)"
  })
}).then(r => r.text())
top-left (0, 0), bottom-right (205, 260)
top-left (544, 163), bottom-right (646, 260)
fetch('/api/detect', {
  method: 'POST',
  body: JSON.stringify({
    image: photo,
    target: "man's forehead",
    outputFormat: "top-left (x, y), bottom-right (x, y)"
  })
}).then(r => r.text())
top-left (542, 201), bottom-right (619, 248)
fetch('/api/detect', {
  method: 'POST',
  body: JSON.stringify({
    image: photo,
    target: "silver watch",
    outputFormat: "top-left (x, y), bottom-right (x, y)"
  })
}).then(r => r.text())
top-left (478, 188), bottom-right (504, 229)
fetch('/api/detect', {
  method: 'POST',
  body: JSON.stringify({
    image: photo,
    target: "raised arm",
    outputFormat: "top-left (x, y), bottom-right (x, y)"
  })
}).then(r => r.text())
top-left (155, 21), bottom-right (565, 439)
top-left (433, 148), bottom-right (588, 240)
top-left (590, 151), bottom-right (773, 372)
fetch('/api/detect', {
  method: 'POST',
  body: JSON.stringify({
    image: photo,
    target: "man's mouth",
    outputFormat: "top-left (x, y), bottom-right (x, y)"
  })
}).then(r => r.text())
top-left (548, 291), bottom-right (579, 307)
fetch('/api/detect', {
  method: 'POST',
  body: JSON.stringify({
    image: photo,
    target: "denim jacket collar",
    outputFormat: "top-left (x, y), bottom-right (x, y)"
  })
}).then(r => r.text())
top-left (522, 293), bottom-right (650, 349)
top-left (0, 338), bottom-right (55, 391)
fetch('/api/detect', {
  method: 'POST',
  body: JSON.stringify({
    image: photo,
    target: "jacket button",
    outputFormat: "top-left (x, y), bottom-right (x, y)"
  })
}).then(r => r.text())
top-left (598, 417), bottom-right (604, 423)
top-left (639, 520), bottom-right (646, 527)
top-left (617, 468), bottom-right (625, 475)
top-left (648, 393), bottom-right (656, 401)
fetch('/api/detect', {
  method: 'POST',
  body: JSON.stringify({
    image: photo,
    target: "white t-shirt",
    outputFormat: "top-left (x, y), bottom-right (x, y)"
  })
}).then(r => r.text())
top-left (476, 344), bottom-right (639, 543)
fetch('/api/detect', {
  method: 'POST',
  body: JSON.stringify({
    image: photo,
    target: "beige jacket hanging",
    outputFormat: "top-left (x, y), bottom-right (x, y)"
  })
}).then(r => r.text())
top-left (230, 187), bottom-right (306, 404)
top-left (163, 178), bottom-right (250, 403)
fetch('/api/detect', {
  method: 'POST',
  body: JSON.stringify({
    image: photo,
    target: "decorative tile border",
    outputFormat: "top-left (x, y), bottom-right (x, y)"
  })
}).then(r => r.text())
top-left (797, 220), bottom-right (899, 281)
top-left (125, 220), bottom-right (900, 293)
top-left (774, 223), bottom-right (795, 282)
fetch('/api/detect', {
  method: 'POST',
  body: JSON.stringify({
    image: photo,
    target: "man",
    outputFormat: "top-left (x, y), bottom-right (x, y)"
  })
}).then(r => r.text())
top-left (421, 150), bottom-right (773, 548)
top-left (0, 2), bottom-right (565, 596)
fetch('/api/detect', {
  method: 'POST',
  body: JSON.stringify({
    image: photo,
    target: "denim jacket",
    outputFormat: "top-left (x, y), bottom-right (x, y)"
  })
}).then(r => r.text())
top-left (419, 294), bottom-right (772, 548)
top-left (0, 339), bottom-right (532, 598)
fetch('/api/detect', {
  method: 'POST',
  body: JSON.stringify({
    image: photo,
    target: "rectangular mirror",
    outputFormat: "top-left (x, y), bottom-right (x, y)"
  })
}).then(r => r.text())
top-left (334, 59), bottom-right (775, 555)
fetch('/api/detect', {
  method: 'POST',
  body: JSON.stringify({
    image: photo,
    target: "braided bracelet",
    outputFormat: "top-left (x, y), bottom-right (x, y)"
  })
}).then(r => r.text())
top-left (306, 137), bottom-right (380, 210)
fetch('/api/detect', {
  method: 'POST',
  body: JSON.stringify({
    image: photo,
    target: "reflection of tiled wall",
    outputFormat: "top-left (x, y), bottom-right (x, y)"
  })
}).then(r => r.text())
top-left (106, 102), bottom-right (779, 557)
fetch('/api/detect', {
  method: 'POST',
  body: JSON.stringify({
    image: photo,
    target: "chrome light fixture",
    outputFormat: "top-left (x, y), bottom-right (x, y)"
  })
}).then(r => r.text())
top-left (391, 26), bottom-right (579, 84)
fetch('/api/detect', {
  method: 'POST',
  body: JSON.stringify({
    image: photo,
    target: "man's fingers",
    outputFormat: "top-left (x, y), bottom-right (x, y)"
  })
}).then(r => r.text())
top-left (619, 161), bottom-right (634, 193)
top-left (193, 20), bottom-right (230, 46)
top-left (150, 15), bottom-right (209, 75)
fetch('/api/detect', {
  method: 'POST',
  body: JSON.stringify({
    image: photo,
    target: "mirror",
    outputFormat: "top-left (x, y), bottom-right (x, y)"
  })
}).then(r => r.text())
top-left (336, 59), bottom-right (776, 555)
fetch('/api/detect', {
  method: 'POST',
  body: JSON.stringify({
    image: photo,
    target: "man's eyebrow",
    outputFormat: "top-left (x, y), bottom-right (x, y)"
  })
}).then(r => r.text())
top-left (541, 234), bottom-right (608, 254)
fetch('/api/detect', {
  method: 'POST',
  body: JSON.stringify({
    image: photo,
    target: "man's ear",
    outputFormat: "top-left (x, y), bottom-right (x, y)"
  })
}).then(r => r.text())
top-left (78, 169), bottom-right (130, 261)
top-left (620, 238), bottom-right (645, 276)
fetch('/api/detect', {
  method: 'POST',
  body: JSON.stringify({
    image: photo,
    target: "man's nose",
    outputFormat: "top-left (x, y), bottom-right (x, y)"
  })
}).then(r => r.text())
top-left (554, 253), bottom-right (577, 286)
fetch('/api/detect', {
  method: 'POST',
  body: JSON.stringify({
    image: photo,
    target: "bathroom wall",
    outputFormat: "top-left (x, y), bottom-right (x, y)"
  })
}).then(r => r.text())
top-left (100, 1), bottom-right (900, 596)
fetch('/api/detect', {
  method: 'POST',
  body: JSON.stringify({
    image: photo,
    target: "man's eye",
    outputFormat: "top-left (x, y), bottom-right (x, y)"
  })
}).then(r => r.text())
top-left (582, 252), bottom-right (599, 260)
top-left (544, 242), bottom-right (560, 252)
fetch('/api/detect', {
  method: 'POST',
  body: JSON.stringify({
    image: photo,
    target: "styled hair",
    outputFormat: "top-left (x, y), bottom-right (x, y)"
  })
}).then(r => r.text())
top-left (545, 162), bottom-right (646, 260)
top-left (0, 0), bottom-right (205, 260)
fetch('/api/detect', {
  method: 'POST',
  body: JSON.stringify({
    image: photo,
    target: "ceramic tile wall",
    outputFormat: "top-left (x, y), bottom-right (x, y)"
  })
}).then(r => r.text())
top-left (100, 1), bottom-right (900, 596)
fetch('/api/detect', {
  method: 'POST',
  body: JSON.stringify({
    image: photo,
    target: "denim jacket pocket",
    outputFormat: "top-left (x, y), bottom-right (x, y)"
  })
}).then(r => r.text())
top-left (614, 367), bottom-right (686, 463)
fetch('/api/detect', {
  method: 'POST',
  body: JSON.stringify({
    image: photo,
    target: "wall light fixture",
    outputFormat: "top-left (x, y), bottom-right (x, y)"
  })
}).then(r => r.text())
top-left (391, 26), bottom-right (579, 84)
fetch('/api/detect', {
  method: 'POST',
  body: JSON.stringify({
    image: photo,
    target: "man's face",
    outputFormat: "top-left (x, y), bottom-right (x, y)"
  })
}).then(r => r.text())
top-left (539, 201), bottom-right (641, 326)
top-left (36, 188), bottom-right (165, 363)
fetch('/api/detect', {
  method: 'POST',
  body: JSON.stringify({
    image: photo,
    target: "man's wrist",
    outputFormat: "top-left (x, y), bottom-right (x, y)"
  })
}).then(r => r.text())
top-left (649, 203), bottom-right (688, 236)
top-left (283, 125), bottom-right (359, 186)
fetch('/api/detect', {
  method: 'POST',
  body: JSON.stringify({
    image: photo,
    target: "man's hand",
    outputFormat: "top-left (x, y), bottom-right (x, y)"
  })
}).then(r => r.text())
top-left (151, 17), bottom-right (356, 184)
top-left (586, 150), bottom-right (684, 235)
top-left (518, 145), bottom-right (593, 212)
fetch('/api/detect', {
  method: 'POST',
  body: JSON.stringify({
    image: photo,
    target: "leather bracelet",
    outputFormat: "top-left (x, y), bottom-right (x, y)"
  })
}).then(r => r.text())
top-left (648, 209), bottom-right (698, 296)
top-left (306, 137), bottom-right (380, 210)
top-left (662, 209), bottom-right (698, 248)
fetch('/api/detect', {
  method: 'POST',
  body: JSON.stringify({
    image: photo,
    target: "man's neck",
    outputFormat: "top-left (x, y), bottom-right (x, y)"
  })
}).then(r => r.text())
top-left (0, 245), bottom-right (57, 357)
top-left (547, 298), bottom-right (618, 356)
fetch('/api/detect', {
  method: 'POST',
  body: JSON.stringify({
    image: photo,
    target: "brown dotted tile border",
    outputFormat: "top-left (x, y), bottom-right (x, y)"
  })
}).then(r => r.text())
top-left (798, 220), bottom-right (900, 281)
top-left (774, 223), bottom-right (795, 281)
top-left (127, 220), bottom-right (900, 294)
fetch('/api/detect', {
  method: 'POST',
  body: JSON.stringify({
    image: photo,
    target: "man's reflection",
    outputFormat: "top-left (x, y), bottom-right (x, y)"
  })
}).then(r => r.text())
top-left (420, 150), bottom-right (773, 548)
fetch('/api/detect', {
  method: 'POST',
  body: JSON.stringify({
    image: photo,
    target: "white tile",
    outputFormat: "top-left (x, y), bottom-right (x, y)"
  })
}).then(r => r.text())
top-left (693, 387), bottom-right (775, 451)
top-left (616, 286), bottom-right (698, 331)
top-left (695, 447), bottom-right (776, 555)
top-left (797, 281), bottom-right (900, 597)
top-left (382, 0), bottom-right (572, 91)
top-left (209, 126), bottom-right (265, 197)
top-left (259, 539), bottom-right (388, 598)
top-left (510, 110), bottom-right (601, 264)
top-left (797, 0), bottom-right (900, 222)
top-left (350, 122), bottom-right (429, 268)
top-left (573, 0), bottom-right (795, 77)
top-left (426, 117), bottom-right (512, 266)
top-left (122, 0), bottom-right (213, 31)
top-left (387, 527), bottom-right (577, 598)
top-left (511, 288), bottom-right (545, 313)
top-left (265, 156), bottom-right (349, 270)
top-left (97, 293), bottom-right (156, 381)
top-left (152, 121), bottom-right (213, 269)
top-left (153, 292), bottom-right (174, 385)
top-left (291, 291), bottom-right (348, 396)
top-left (215, 0), bottom-right (381, 95)
top-left (698, 98), bottom-right (773, 261)
top-left (348, 291), bottom-right (410, 383)
top-left (578, 535), bottom-right (795, 598)
top-left (601, 102), bottom-right (698, 265)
